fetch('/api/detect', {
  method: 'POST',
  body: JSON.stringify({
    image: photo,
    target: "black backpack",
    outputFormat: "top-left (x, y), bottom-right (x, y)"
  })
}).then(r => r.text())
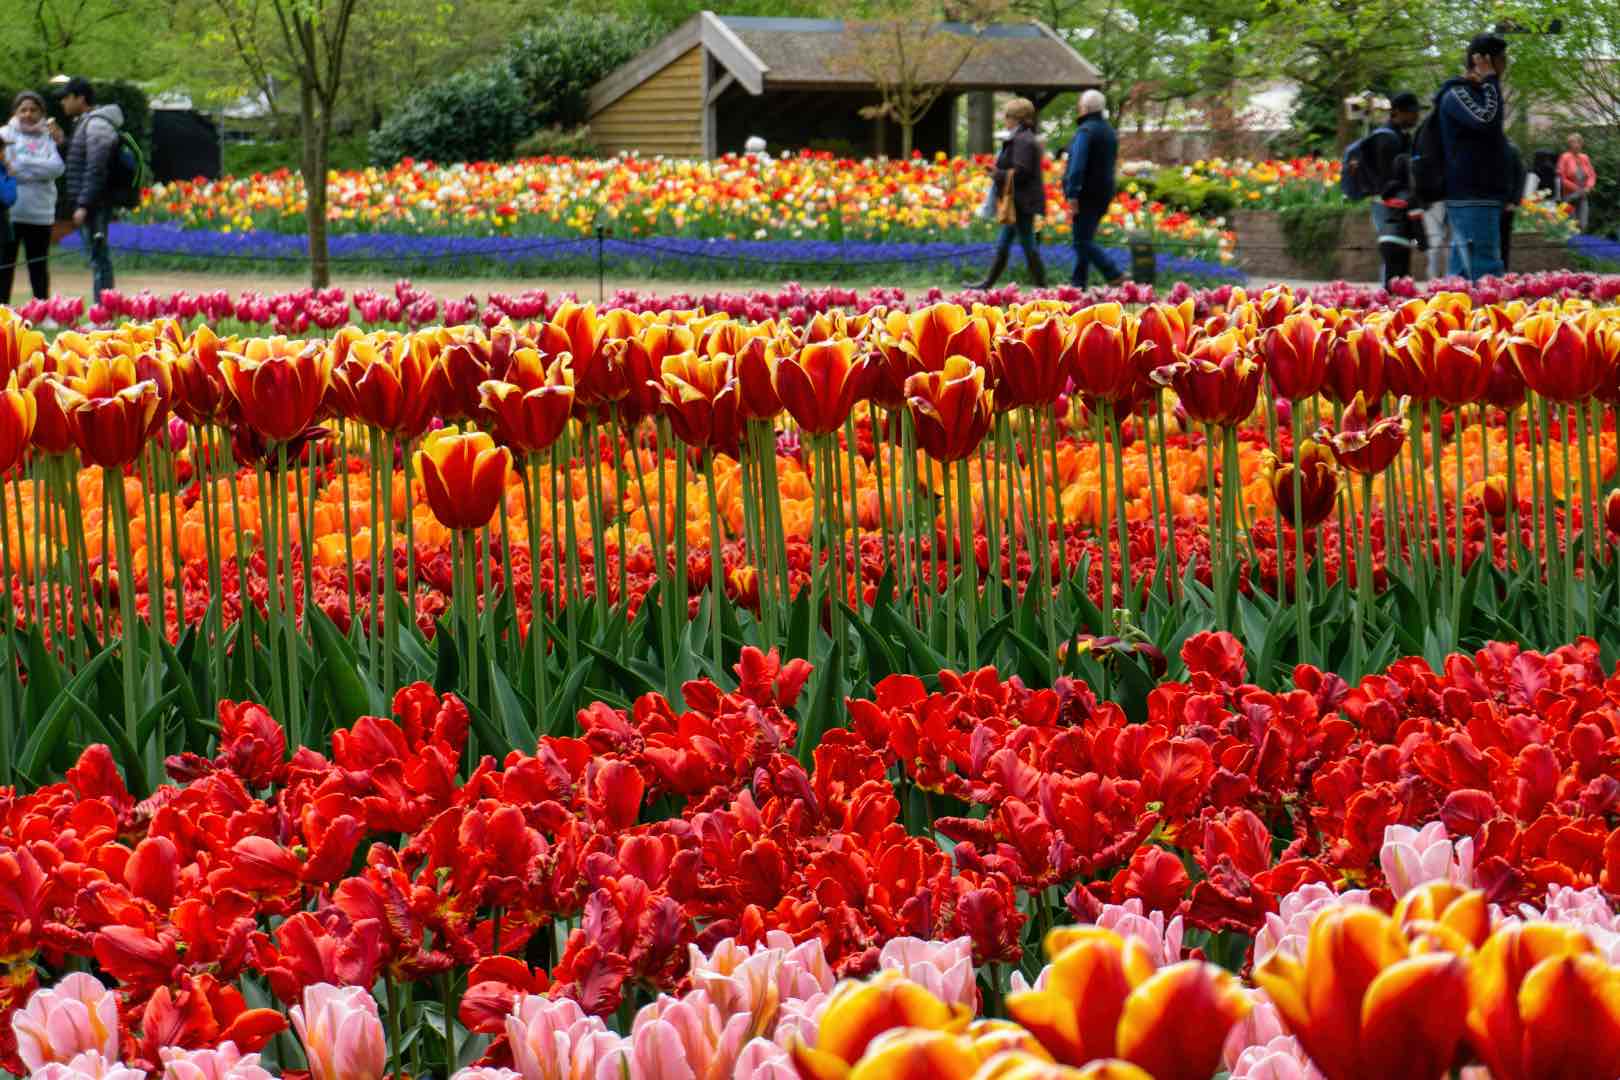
top-left (1409, 101), bottom-right (1446, 206)
top-left (104, 130), bottom-right (148, 209)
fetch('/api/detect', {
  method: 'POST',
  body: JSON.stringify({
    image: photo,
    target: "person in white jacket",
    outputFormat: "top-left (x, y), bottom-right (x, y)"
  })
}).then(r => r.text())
top-left (1, 91), bottom-right (66, 305)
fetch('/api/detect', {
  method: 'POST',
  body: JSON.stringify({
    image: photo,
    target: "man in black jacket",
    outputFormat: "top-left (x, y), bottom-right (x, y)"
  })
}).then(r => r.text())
top-left (1365, 92), bottom-right (1422, 287)
top-left (1437, 33), bottom-right (1510, 280)
top-left (1062, 89), bottom-right (1123, 287)
top-left (58, 77), bottom-right (124, 301)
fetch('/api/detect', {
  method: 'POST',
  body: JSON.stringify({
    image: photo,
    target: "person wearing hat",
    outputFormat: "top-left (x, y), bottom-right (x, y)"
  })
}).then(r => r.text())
top-left (1364, 91), bottom-right (1424, 287)
top-left (57, 76), bottom-right (124, 302)
top-left (1436, 32), bottom-right (1509, 280)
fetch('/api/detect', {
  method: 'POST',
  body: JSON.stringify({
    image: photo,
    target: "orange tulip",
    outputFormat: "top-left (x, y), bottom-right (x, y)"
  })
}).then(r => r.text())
top-left (220, 340), bottom-right (331, 443)
top-left (1263, 311), bottom-right (1332, 401)
top-left (845, 1029), bottom-right (980, 1080)
top-left (1254, 905), bottom-right (1468, 1080)
top-left (993, 314), bottom-right (1075, 409)
top-left (1510, 312), bottom-right (1606, 402)
top-left (1464, 922), bottom-right (1620, 1080)
top-left (657, 351), bottom-right (741, 452)
top-left (416, 428), bottom-right (512, 531)
top-left (905, 356), bottom-right (993, 462)
top-left (791, 971), bottom-right (971, 1080)
top-left (1070, 306), bottom-right (1143, 404)
top-left (776, 338), bottom-right (870, 435)
top-left (479, 354), bottom-right (575, 453)
top-left (0, 376), bottom-right (38, 473)
top-left (55, 357), bottom-right (163, 469)
top-left (1265, 439), bottom-right (1339, 528)
top-left (1324, 393), bottom-right (1407, 476)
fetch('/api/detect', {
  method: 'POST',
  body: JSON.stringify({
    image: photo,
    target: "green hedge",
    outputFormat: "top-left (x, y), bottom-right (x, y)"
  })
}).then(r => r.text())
top-left (1146, 168), bottom-right (1240, 216)
top-left (367, 62), bottom-right (532, 166)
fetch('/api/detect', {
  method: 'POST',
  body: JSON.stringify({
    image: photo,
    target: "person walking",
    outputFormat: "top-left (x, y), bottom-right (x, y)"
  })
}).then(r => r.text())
top-left (1436, 33), bottom-right (1510, 281)
top-left (1500, 140), bottom-right (1528, 273)
top-left (1557, 133), bottom-right (1596, 232)
top-left (969, 97), bottom-right (1046, 289)
top-left (1062, 89), bottom-right (1123, 287)
top-left (0, 91), bottom-right (65, 306)
top-left (58, 76), bottom-right (124, 302)
top-left (1364, 92), bottom-right (1422, 287)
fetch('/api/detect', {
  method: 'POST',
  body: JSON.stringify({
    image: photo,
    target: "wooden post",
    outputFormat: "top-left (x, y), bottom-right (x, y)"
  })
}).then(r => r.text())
top-left (967, 91), bottom-right (995, 154)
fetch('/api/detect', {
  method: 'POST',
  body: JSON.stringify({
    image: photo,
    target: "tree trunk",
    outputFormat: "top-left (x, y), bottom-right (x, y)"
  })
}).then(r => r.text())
top-left (300, 82), bottom-right (332, 288)
top-left (901, 120), bottom-right (915, 158)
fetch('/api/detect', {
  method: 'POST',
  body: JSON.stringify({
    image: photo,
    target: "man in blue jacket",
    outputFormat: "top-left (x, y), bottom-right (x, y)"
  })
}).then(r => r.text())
top-left (1437, 33), bottom-right (1509, 280)
top-left (1062, 89), bottom-right (1123, 287)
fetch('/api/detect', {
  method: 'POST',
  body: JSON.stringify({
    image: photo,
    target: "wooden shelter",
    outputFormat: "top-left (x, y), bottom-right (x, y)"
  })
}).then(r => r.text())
top-left (586, 12), bottom-right (1101, 158)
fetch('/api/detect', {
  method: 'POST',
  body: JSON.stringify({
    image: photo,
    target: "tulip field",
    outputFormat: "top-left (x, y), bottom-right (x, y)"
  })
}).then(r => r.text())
top-left (9, 275), bottom-right (1620, 1080)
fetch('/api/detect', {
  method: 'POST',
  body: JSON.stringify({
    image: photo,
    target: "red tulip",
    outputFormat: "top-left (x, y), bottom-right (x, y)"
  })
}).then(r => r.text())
top-left (776, 338), bottom-right (870, 435)
top-left (220, 340), bottom-right (331, 443)
top-left (993, 314), bottom-right (1075, 410)
top-left (1153, 331), bottom-right (1260, 427)
top-left (0, 376), bottom-right (38, 473)
top-left (657, 351), bottom-right (741, 453)
top-left (1324, 393), bottom-right (1408, 476)
top-left (1263, 311), bottom-right (1332, 401)
top-left (905, 356), bottom-right (994, 462)
top-left (56, 356), bottom-right (163, 468)
top-left (1266, 439), bottom-right (1339, 528)
top-left (479, 353), bottom-right (575, 453)
top-left (1322, 321), bottom-right (1388, 405)
top-left (1510, 312), bottom-right (1605, 402)
top-left (1070, 304), bottom-right (1144, 404)
top-left (416, 428), bottom-right (512, 531)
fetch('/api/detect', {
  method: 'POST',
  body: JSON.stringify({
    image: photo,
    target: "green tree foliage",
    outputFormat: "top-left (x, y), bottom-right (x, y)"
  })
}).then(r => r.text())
top-left (367, 60), bottom-right (531, 164)
top-left (0, 0), bottom-right (170, 88)
top-left (505, 13), bottom-right (662, 130)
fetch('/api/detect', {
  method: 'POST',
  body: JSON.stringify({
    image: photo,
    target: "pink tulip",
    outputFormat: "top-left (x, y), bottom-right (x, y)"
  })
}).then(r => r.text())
top-left (505, 994), bottom-right (622, 1080)
top-left (450, 1070), bottom-right (522, 1080)
top-left (876, 936), bottom-right (976, 1008)
top-left (731, 1039), bottom-right (796, 1080)
top-left (1253, 883), bottom-right (1372, 968)
top-left (12, 973), bottom-right (120, 1072)
top-left (622, 992), bottom-right (751, 1080)
top-left (289, 984), bottom-right (386, 1080)
top-left (1379, 821), bottom-right (1475, 899)
top-left (159, 1042), bottom-right (276, 1080)
top-left (1230, 1036), bottom-right (1326, 1080)
top-left (30, 1052), bottom-right (145, 1080)
top-left (1222, 989), bottom-right (1288, 1070)
top-left (1090, 899), bottom-right (1185, 968)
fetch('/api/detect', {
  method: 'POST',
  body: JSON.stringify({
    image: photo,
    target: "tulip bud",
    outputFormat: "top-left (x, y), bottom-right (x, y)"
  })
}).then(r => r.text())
top-left (1265, 440), bottom-right (1339, 529)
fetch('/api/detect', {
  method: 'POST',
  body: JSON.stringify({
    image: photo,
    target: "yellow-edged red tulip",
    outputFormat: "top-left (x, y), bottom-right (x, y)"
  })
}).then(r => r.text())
top-left (220, 339), bottom-right (331, 443)
top-left (1422, 329), bottom-right (1496, 406)
top-left (170, 325), bottom-right (229, 426)
top-left (1465, 922), bottom-right (1620, 1080)
top-left (1114, 960), bottom-right (1251, 1080)
top-left (790, 971), bottom-right (972, 1080)
top-left (0, 312), bottom-right (44, 384)
top-left (479, 354), bottom-right (575, 453)
top-left (1322, 320), bottom-right (1387, 405)
top-left (1070, 305), bottom-right (1143, 404)
top-left (1136, 299), bottom-right (1195, 374)
top-left (1263, 311), bottom-right (1332, 401)
top-left (845, 1029), bottom-right (981, 1080)
top-left (905, 356), bottom-right (993, 462)
top-left (1254, 905), bottom-right (1468, 1080)
top-left (22, 353), bottom-right (79, 456)
top-left (1607, 489), bottom-right (1620, 535)
top-left (0, 375), bottom-right (38, 473)
top-left (657, 351), bottom-right (741, 453)
top-left (1510, 312), bottom-right (1606, 402)
top-left (776, 338), bottom-right (869, 435)
top-left (734, 333), bottom-right (784, 420)
top-left (904, 303), bottom-right (992, 372)
top-left (1265, 439), bottom-right (1339, 528)
top-left (55, 356), bottom-right (162, 469)
top-left (1393, 882), bottom-right (1489, 952)
top-left (416, 428), bottom-right (512, 531)
top-left (1153, 331), bottom-right (1260, 427)
top-left (971, 1052), bottom-right (1155, 1080)
top-left (993, 314), bottom-right (1075, 410)
top-left (1324, 393), bottom-right (1407, 476)
top-left (330, 335), bottom-right (449, 438)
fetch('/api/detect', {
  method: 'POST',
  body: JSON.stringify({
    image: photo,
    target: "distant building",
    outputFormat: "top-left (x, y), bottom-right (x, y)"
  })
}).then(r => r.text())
top-left (586, 11), bottom-right (1101, 158)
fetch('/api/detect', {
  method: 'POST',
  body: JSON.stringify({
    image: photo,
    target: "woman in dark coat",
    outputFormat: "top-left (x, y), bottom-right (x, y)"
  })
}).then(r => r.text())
top-left (970, 97), bottom-right (1047, 289)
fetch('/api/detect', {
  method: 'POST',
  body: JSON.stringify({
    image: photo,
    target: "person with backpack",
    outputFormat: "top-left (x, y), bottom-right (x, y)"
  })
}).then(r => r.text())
top-left (58, 77), bottom-right (127, 302)
top-left (1344, 92), bottom-right (1423, 287)
top-left (1433, 33), bottom-right (1510, 281)
top-left (1, 91), bottom-right (66, 306)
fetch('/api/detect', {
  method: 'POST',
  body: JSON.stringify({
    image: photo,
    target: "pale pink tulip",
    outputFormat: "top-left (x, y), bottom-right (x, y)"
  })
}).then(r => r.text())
top-left (1230, 1036), bottom-right (1327, 1080)
top-left (877, 937), bottom-right (976, 1008)
top-left (1379, 821), bottom-right (1475, 898)
top-left (289, 984), bottom-right (386, 1080)
top-left (1007, 966), bottom-right (1050, 994)
top-left (450, 1069), bottom-right (523, 1080)
top-left (159, 1042), bottom-right (276, 1080)
top-left (1513, 883), bottom-right (1620, 961)
top-left (506, 995), bottom-right (621, 1080)
top-left (12, 973), bottom-right (120, 1072)
top-left (731, 1039), bottom-right (796, 1080)
top-left (769, 992), bottom-right (828, 1053)
top-left (1091, 899), bottom-right (1185, 968)
top-left (623, 992), bottom-right (751, 1080)
top-left (1222, 990), bottom-right (1288, 1070)
top-left (30, 1051), bottom-right (146, 1080)
top-left (1254, 884), bottom-right (1372, 968)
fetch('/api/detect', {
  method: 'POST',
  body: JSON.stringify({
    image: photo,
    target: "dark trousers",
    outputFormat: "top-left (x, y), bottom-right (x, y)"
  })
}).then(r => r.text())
top-left (1500, 211), bottom-right (1514, 273)
top-left (995, 210), bottom-right (1042, 273)
top-left (1069, 204), bottom-right (1120, 286)
top-left (78, 207), bottom-right (115, 301)
top-left (1, 222), bottom-right (53, 304)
